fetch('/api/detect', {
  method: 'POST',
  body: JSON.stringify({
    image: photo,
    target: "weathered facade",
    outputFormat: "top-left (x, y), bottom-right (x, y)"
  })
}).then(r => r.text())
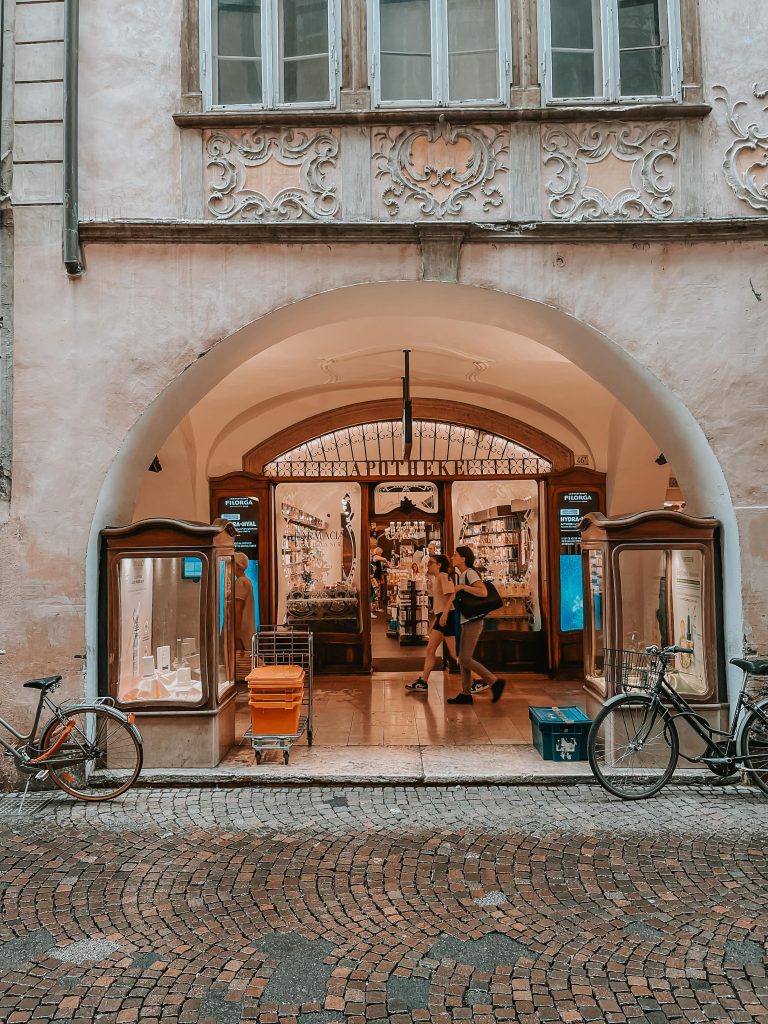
top-left (0, 0), bottom-right (766, 756)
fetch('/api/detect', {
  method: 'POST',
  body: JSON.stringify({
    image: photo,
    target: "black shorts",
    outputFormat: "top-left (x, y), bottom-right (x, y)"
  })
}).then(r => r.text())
top-left (432, 610), bottom-right (457, 636)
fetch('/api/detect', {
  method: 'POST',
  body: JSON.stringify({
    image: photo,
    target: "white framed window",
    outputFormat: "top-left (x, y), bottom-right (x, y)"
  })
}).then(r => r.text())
top-left (202, 0), bottom-right (339, 109)
top-left (369, 0), bottom-right (512, 107)
top-left (540, 0), bottom-right (681, 103)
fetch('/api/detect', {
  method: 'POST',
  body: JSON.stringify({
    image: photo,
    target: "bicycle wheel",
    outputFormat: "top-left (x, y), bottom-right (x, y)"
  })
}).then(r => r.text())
top-left (588, 694), bottom-right (679, 800)
top-left (39, 707), bottom-right (142, 801)
top-left (740, 707), bottom-right (768, 796)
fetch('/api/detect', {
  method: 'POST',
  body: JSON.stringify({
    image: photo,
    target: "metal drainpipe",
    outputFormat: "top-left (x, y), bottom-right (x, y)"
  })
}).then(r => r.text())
top-left (1, 0), bottom-right (6, 183)
top-left (63, 0), bottom-right (83, 275)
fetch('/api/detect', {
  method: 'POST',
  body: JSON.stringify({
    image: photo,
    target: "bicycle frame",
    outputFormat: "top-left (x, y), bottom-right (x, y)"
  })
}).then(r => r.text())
top-left (0, 691), bottom-right (123, 773)
top-left (0, 688), bottom-right (61, 759)
top-left (653, 662), bottom-right (768, 770)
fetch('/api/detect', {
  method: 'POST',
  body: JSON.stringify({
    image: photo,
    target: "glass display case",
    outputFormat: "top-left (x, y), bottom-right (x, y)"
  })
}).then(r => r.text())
top-left (453, 481), bottom-right (542, 632)
top-left (580, 510), bottom-right (724, 707)
top-left (101, 518), bottom-right (238, 768)
top-left (452, 480), bottom-right (546, 671)
top-left (274, 482), bottom-right (362, 635)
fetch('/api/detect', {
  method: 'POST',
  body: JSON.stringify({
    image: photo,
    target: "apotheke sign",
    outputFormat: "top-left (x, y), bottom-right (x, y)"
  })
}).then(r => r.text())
top-left (265, 457), bottom-right (550, 479)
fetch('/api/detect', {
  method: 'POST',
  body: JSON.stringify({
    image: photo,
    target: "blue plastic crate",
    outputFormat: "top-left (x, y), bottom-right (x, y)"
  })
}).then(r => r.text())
top-left (528, 706), bottom-right (592, 762)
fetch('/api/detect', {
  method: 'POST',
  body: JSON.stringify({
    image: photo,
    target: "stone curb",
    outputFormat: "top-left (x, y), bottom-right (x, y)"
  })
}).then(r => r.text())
top-left (125, 767), bottom-right (717, 789)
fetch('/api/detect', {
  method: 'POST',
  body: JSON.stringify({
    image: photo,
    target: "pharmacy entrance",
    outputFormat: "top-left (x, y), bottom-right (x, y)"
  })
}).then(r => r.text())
top-left (210, 400), bottom-right (606, 683)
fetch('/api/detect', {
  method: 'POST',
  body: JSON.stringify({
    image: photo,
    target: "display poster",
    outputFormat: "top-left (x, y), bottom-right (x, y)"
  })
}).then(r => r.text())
top-left (557, 490), bottom-right (601, 632)
top-left (218, 495), bottom-right (260, 632)
top-left (118, 557), bottom-right (154, 698)
top-left (274, 483), bottom-right (362, 634)
top-left (452, 480), bottom-right (541, 630)
top-left (669, 548), bottom-right (707, 695)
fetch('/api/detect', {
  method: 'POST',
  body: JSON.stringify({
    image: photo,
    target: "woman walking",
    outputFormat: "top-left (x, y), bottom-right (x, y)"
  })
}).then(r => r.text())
top-left (447, 545), bottom-right (505, 705)
top-left (405, 555), bottom-right (458, 693)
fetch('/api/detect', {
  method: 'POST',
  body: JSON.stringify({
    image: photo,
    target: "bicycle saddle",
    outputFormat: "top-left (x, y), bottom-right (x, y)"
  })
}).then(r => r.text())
top-left (730, 658), bottom-right (768, 677)
top-left (22, 675), bottom-right (62, 690)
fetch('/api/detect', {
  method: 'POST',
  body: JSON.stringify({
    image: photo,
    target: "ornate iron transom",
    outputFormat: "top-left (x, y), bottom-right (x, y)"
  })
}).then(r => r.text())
top-left (263, 421), bottom-right (552, 478)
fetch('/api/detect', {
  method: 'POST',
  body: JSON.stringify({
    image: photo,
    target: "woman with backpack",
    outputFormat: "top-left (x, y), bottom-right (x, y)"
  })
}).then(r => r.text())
top-left (447, 545), bottom-right (505, 705)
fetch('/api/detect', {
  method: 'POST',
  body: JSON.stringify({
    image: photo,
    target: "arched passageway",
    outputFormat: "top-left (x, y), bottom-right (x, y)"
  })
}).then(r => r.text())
top-left (88, 282), bottom-right (742, 707)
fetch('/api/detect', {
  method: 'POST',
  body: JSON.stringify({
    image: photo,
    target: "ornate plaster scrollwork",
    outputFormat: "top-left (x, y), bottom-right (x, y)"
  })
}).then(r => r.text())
top-left (205, 129), bottom-right (339, 221)
top-left (542, 123), bottom-right (678, 221)
top-left (466, 360), bottom-right (493, 383)
top-left (372, 122), bottom-right (508, 218)
top-left (713, 85), bottom-right (768, 212)
top-left (319, 358), bottom-right (340, 384)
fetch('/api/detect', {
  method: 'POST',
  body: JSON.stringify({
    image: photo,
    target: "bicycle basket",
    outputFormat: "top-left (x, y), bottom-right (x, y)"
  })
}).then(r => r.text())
top-left (603, 649), bottom-right (661, 693)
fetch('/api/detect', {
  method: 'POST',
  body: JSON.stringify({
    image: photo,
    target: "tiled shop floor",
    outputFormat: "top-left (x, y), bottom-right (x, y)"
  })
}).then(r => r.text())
top-left (234, 671), bottom-right (586, 748)
top-left (1, 785), bottom-right (767, 1024)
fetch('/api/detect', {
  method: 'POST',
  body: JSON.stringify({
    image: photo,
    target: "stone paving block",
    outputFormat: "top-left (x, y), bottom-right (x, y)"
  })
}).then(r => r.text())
top-left (1, 785), bottom-right (767, 1023)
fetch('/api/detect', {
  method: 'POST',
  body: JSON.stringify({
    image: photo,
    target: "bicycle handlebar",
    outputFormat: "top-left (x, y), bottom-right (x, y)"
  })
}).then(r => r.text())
top-left (645, 644), bottom-right (689, 656)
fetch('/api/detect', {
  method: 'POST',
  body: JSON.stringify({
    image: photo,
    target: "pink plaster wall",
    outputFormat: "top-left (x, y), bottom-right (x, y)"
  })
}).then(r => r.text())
top-left (3, 215), bottom-right (766, 728)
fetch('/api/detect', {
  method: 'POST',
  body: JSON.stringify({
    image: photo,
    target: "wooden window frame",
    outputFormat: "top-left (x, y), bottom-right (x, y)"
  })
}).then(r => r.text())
top-left (368, 0), bottom-right (513, 109)
top-left (538, 0), bottom-right (683, 105)
top-left (199, 0), bottom-right (341, 111)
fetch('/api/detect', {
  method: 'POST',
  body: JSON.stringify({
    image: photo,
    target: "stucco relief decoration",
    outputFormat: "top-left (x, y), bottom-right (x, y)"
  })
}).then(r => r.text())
top-left (372, 122), bottom-right (507, 218)
top-left (542, 123), bottom-right (678, 221)
top-left (713, 84), bottom-right (768, 212)
top-left (205, 129), bottom-right (339, 221)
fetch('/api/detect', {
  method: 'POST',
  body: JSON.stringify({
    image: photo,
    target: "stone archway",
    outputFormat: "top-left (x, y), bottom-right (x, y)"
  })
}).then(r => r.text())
top-left (86, 281), bottom-right (742, 702)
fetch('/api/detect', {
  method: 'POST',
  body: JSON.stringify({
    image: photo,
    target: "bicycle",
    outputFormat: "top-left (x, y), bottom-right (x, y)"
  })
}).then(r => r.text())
top-left (1, 674), bottom-right (143, 802)
top-left (588, 645), bottom-right (768, 800)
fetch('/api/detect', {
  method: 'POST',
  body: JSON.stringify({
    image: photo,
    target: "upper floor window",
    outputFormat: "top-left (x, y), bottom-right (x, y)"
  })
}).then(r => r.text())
top-left (369, 0), bottom-right (511, 107)
top-left (203, 0), bottom-right (338, 108)
top-left (541, 0), bottom-right (681, 103)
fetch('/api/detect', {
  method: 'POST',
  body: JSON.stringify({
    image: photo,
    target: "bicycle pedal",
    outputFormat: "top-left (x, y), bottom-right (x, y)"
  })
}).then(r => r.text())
top-left (34, 770), bottom-right (49, 781)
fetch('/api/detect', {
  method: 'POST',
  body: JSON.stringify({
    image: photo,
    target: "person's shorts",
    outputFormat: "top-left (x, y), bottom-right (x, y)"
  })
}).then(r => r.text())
top-left (432, 610), bottom-right (457, 636)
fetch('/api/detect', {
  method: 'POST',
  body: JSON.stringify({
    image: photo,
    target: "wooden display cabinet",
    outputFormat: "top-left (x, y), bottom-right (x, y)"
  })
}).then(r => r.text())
top-left (547, 468), bottom-right (606, 673)
top-left (580, 510), bottom-right (726, 731)
top-left (100, 518), bottom-right (238, 768)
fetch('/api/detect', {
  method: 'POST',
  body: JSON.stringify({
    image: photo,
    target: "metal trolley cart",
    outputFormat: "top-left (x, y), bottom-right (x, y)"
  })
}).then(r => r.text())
top-left (245, 626), bottom-right (314, 764)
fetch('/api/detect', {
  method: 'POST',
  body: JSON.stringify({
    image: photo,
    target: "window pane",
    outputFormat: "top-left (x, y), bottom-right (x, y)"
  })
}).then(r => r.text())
top-left (217, 58), bottom-right (263, 103)
top-left (280, 0), bottom-right (330, 102)
top-left (619, 46), bottom-right (663, 95)
top-left (116, 557), bottom-right (204, 705)
top-left (216, 0), bottom-right (261, 58)
top-left (551, 50), bottom-right (596, 98)
top-left (449, 53), bottom-right (498, 101)
top-left (283, 55), bottom-right (330, 102)
top-left (447, 0), bottom-right (499, 101)
top-left (550, 0), bottom-right (596, 50)
top-left (281, 0), bottom-right (328, 57)
top-left (379, 0), bottom-right (432, 102)
top-left (618, 0), bottom-right (661, 48)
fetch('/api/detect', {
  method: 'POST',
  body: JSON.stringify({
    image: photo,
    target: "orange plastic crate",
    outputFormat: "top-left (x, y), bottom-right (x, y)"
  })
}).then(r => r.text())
top-left (247, 665), bottom-right (304, 701)
top-left (250, 697), bottom-right (302, 736)
top-left (247, 665), bottom-right (305, 684)
top-left (249, 684), bottom-right (303, 700)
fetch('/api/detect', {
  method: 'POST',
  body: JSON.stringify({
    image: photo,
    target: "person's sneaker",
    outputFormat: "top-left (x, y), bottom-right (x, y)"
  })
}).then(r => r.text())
top-left (406, 678), bottom-right (428, 692)
top-left (470, 679), bottom-right (490, 693)
top-left (491, 678), bottom-right (506, 703)
top-left (447, 693), bottom-right (473, 705)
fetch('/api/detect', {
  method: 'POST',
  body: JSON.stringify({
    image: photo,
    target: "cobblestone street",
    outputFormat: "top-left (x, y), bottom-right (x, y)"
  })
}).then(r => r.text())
top-left (1, 785), bottom-right (767, 1024)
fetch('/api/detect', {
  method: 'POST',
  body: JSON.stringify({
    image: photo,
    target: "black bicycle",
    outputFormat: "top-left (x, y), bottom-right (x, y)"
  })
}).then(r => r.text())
top-left (1, 674), bottom-right (143, 801)
top-left (588, 645), bottom-right (768, 799)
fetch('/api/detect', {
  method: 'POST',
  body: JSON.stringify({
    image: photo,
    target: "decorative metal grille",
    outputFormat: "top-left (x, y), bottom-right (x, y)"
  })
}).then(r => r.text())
top-left (264, 420), bottom-right (552, 477)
